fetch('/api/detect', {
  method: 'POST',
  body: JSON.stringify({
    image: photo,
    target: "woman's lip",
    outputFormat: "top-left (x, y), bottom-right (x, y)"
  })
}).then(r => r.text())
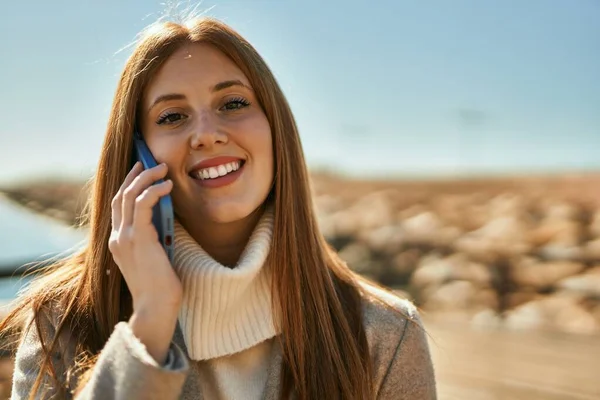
top-left (190, 161), bottom-right (245, 189)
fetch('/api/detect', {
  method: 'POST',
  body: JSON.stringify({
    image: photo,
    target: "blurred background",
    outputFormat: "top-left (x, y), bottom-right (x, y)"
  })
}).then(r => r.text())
top-left (1, 0), bottom-right (599, 398)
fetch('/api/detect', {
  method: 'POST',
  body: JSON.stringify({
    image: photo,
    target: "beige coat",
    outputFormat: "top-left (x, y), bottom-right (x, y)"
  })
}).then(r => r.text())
top-left (11, 292), bottom-right (436, 399)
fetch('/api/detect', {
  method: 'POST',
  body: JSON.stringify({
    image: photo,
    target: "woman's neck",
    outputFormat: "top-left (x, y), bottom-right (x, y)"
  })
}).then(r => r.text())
top-left (179, 206), bottom-right (265, 267)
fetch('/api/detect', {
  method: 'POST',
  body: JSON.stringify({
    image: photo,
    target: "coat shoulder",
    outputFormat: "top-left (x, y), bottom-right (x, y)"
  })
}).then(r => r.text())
top-left (358, 281), bottom-right (435, 397)
top-left (359, 281), bottom-right (422, 336)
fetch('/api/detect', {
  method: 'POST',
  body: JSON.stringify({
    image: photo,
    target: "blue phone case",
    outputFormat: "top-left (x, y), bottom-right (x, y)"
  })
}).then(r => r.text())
top-left (132, 131), bottom-right (175, 264)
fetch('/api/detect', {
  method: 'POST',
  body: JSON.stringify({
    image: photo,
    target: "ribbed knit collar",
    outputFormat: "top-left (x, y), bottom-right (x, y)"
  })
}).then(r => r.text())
top-left (172, 207), bottom-right (279, 361)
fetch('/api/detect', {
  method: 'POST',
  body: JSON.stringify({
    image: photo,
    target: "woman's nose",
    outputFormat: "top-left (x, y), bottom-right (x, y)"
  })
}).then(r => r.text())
top-left (189, 111), bottom-right (228, 150)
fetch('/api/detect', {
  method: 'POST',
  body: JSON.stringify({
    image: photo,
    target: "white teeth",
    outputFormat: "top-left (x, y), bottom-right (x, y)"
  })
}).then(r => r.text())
top-left (194, 160), bottom-right (242, 180)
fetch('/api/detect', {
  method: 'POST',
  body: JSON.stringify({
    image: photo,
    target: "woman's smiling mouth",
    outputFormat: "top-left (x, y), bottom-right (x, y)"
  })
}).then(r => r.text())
top-left (189, 156), bottom-right (246, 188)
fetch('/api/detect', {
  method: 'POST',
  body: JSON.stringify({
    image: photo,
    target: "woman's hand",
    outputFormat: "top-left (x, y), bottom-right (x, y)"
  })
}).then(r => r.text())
top-left (109, 161), bottom-right (182, 364)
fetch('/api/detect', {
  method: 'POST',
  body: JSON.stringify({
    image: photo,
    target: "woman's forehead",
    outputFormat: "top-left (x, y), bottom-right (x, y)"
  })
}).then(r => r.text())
top-left (142, 43), bottom-right (251, 104)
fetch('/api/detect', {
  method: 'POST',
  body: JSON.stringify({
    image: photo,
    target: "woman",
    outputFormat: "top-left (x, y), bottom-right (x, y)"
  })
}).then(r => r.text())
top-left (2, 17), bottom-right (436, 400)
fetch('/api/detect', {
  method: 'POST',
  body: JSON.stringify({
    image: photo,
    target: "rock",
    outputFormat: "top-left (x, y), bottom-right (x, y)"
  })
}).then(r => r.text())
top-left (529, 203), bottom-right (584, 264)
top-left (583, 238), bottom-right (600, 261)
top-left (527, 225), bottom-right (558, 247)
top-left (401, 212), bottom-right (444, 246)
top-left (589, 210), bottom-right (600, 238)
top-left (554, 302), bottom-right (598, 335)
top-left (505, 292), bottom-right (599, 334)
top-left (420, 279), bottom-right (496, 312)
top-left (538, 243), bottom-right (583, 261)
top-left (587, 265), bottom-right (600, 275)
top-left (510, 258), bottom-right (584, 290)
top-left (592, 304), bottom-right (600, 325)
top-left (528, 219), bottom-right (582, 248)
top-left (411, 253), bottom-right (493, 290)
top-left (475, 216), bottom-right (528, 243)
top-left (542, 201), bottom-right (580, 221)
top-left (431, 194), bottom-right (488, 231)
top-left (317, 215), bottom-right (336, 238)
top-left (452, 257), bottom-right (494, 287)
top-left (541, 292), bottom-right (584, 311)
top-left (475, 288), bottom-right (500, 310)
top-left (541, 292), bottom-right (598, 334)
top-left (423, 280), bottom-right (477, 311)
top-left (358, 225), bottom-right (405, 253)
top-left (453, 236), bottom-right (497, 264)
top-left (338, 242), bottom-right (373, 275)
top-left (463, 206), bottom-right (491, 232)
top-left (557, 267), bottom-right (600, 297)
top-left (410, 254), bottom-right (455, 288)
top-left (323, 209), bottom-right (358, 237)
top-left (350, 191), bottom-right (395, 230)
top-left (315, 195), bottom-right (346, 237)
top-left (313, 194), bottom-right (344, 214)
top-left (504, 301), bottom-right (547, 331)
top-left (506, 291), bottom-right (543, 309)
top-left (436, 226), bottom-right (463, 247)
top-left (324, 191), bottom-right (397, 237)
top-left (397, 204), bottom-right (430, 221)
top-left (392, 249), bottom-right (421, 275)
top-left (454, 216), bottom-right (531, 262)
top-left (488, 194), bottom-right (527, 219)
top-left (471, 308), bottom-right (502, 331)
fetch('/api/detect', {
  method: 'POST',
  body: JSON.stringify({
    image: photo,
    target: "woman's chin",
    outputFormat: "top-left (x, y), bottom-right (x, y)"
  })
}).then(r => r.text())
top-left (199, 202), bottom-right (258, 224)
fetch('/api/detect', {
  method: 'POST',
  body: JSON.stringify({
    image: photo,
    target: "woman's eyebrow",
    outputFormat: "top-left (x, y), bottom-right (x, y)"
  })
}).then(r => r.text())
top-left (147, 93), bottom-right (186, 114)
top-left (211, 79), bottom-right (252, 93)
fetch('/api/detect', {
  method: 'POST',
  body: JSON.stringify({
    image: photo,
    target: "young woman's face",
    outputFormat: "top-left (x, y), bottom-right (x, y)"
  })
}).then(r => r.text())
top-left (140, 43), bottom-right (274, 224)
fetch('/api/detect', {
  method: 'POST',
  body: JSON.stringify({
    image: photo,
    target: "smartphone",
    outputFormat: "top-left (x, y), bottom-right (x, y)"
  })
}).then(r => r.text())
top-left (132, 131), bottom-right (175, 264)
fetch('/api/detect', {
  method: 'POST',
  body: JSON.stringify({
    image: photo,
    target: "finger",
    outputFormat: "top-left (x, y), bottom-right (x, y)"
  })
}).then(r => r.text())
top-left (121, 163), bottom-right (169, 228)
top-left (132, 180), bottom-right (173, 231)
top-left (112, 162), bottom-right (142, 229)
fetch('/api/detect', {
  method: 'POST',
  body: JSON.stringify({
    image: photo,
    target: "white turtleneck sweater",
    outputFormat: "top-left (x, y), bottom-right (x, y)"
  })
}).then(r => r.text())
top-left (172, 207), bottom-right (279, 399)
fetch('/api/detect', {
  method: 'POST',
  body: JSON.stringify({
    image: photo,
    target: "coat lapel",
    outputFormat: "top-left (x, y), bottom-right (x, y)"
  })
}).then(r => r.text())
top-left (262, 338), bottom-right (285, 400)
top-left (173, 322), bottom-right (204, 400)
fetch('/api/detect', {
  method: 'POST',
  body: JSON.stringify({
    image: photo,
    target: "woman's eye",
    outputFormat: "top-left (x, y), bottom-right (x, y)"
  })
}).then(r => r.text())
top-left (156, 112), bottom-right (186, 125)
top-left (221, 97), bottom-right (251, 111)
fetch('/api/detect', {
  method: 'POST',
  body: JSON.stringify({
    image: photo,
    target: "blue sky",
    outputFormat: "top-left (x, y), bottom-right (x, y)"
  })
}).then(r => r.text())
top-left (0, 0), bottom-right (598, 184)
